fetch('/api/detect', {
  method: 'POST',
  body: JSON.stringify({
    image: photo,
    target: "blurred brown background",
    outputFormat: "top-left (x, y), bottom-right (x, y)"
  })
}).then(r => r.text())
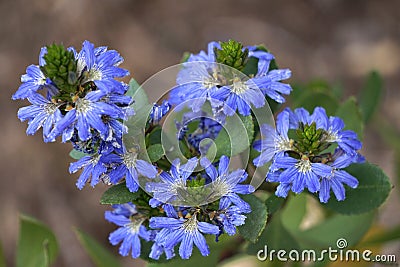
top-left (1, 0), bottom-right (399, 266)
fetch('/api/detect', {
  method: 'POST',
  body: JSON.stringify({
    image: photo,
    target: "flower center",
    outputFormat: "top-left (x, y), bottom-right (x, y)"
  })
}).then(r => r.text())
top-left (211, 177), bottom-right (231, 197)
top-left (75, 98), bottom-right (92, 114)
top-left (44, 103), bottom-right (58, 115)
top-left (230, 77), bottom-right (248, 95)
top-left (326, 129), bottom-right (339, 142)
top-left (182, 215), bottom-right (198, 233)
top-left (122, 152), bottom-right (138, 168)
top-left (295, 159), bottom-right (312, 173)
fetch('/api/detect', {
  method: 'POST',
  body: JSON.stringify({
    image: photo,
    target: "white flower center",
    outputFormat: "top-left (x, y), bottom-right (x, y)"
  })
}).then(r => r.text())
top-left (276, 137), bottom-right (293, 151)
top-left (122, 152), bottom-right (138, 169)
top-left (182, 215), bottom-right (198, 233)
top-left (230, 78), bottom-right (248, 95)
top-left (75, 98), bottom-right (92, 114)
top-left (295, 159), bottom-right (312, 173)
top-left (211, 177), bottom-right (231, 197)
top-left (43, 103), bottom-right (58, 115)
top-left (326, 129), bottom-right (339, 142)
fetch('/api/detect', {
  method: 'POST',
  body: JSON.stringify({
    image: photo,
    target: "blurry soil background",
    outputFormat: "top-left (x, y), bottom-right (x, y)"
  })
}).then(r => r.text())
top-left (1, 0), bottom-right (399, 266)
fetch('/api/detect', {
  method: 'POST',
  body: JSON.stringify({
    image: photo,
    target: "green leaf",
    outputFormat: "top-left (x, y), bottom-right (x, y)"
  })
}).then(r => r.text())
top-left (335, 96), bottom-right (364, 139)
top-left (296, 212), bottom-right (375, 249)
top-left (238, 194), bottom-right (268, 243)
top-left (100, 183), bottom-right (145, 205)
top-left (17, 215), bottom-right (59, 267)
top-left (359, 71), bottom-right (383, 124)
top-left (246, 211), bottom-right (300, 255)
top-left (293, 91), bottom-right (339, 116)
top-left (147, 144), bottom-right (164, 162)
top-left (265, 194), bottom-right (285, 214)
top-left (323, 162), bottom-right (392, 214)
top-left (212, 115), bottom-right (254, 159)
top-left (0, 241), bottom-right (5, 267)
top-left (75, 229), bottom-right (122, 267)
top-left (69, 149), bottom-right (88, 160)
top-left (124, 79), bottom-right (153, 147)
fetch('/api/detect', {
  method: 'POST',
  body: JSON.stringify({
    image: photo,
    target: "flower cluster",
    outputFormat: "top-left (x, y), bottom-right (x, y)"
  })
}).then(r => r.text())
top-left (14, 41), bottom-right (160, 191)
top-left (106, 156), bottom-right (253, 260)
top-left (168, 40), bottom-right (292, 119)
top-left (254, 107), bottom-right (364, 203)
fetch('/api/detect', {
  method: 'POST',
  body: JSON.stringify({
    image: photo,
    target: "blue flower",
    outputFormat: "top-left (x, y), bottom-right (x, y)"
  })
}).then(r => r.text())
top-left (145, 158), bottom-right (198, 204)
top-left (169, 41), bottom-right (292, 116)
top-left (12, 65), bottom-right (48, 100)
top-left (69, 152), bottom-right (107, 189)
top-left (72, 40), bottom-right (129, 94)
top-left (326, 117), bottom-right (362, 156)
top-left (105, 203), bottom-right (154, 258)
top-left (17, 92), bottom-right (62, 142)
top-left (102, 149), bottom-right (158, 192)
top-left (221, 77), bottom-right (266, 116)
top-left (52, 90), bottom-right (123, 142)
top-left (271, 155), bottom-right (332, 197)
top-left (318, 151), bottom-right (360, 203)
top-left (253, 109), bottom-right (292, 167)
top-left (169, 61), bottom-right (229, 113)
top-left (200, 156), bottom-right (254, 212)
top-left (149, 214), bottom-right (220, 259)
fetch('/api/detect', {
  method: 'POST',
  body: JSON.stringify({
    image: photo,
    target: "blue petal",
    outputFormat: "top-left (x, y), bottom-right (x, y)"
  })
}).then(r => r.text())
top-left (319, 178), bottom-right (331, 203)
top-left (109, 227), bottom-right (129, 245)
top-left (150, 217), bottom-right (182, 229)
top-left (200, 157), bottom-right (218, 180)
top-left (179, 233), bottom-right (193, 259)
top-left (136, 160), bottom-right (157, 178)
top-left (275, 183), bottom-right (291, 198)
top-left (105, 212), bottom-right (131, 226)
top-left (331, 178), bottom-right (346, 201)
top-left (197, 222), bottom-right (220, 235)
top-left (193, 231), bottom-right (209, 256)
top-left (126, 168), bottom-right (139, 192)
top-left (334, 170), bottom-right (358, 188)
top-left (83, 40), bottom-right (95, 69)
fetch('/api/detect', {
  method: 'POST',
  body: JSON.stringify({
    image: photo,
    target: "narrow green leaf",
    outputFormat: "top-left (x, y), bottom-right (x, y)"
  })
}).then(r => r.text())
top-left (323, 162), bottom-right (392, 214)
top-left (69, 149), bottom-right (88, 160)
top-left (361, 224), bottom-right (400, 246)
top-left (147, 144), bottom-right (164, 162)
top-left (396, 152), bottom-right (400, 200)
top-left (335, 96), bottom-right (364, 139)
top-left (238, 194), bottom-right (268, 243)
top-left (100, 183), bottom-right (145, 205)
top-left (17, 215), bottom-right (59, 267)
top-left (75, 229), bottom-right (122, 267)
top-left (246, 211), bottom-right (300, 255)
top-left (296, 212), bottom-right (375, 249)
top-left (359, 71), bottom-right (382, 123)
top-left (0, 241), bottom-right (6, 267)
